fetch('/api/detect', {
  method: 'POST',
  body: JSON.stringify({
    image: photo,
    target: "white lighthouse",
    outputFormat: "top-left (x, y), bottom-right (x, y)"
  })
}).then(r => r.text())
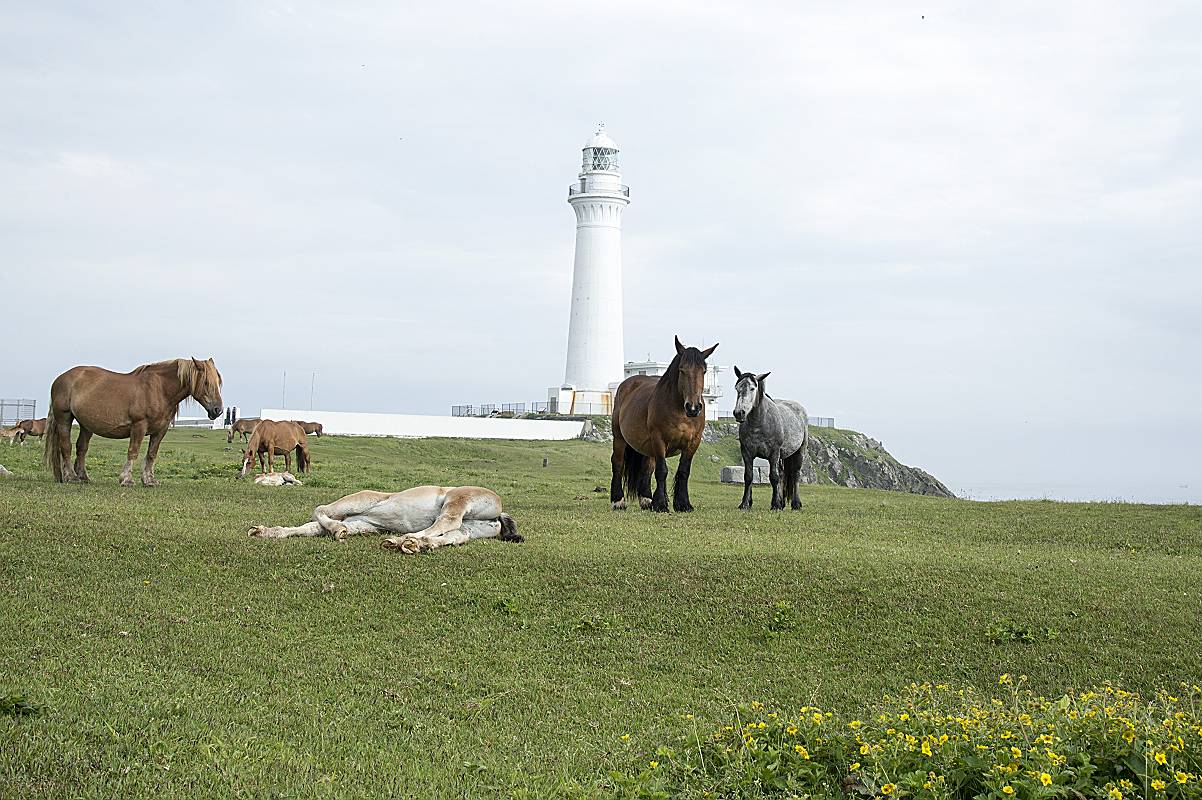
top-left (549, 124), bottom-right (631, 415)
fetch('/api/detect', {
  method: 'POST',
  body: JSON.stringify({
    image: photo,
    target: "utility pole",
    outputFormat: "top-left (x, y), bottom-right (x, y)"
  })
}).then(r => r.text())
top-left (310, 371), bottom-right (316, 410)
top-left (282, 370), bottom-right (287, 408)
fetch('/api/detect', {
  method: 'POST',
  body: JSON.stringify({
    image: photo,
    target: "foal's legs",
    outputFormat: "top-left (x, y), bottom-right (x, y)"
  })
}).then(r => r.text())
top-left (119, 422), bottom-right (147, 486)
top-left (673, 452), bottom-right (695, 512)
top-left (250, 518), bottom-right (380, 539)
top-left (141, 427), bottom-right (169, 486)
top-left (73, 427), bottom-right (93, 483)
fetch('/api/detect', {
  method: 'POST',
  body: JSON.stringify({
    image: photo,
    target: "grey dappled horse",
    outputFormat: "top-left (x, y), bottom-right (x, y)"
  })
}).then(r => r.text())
top-left (731, 367), bottom-right (809, 510)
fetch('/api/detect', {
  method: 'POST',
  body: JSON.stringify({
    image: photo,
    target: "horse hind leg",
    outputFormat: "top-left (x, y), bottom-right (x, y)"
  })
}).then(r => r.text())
top-left (610, 436), bottom-right (628, 510)
top-left (313, 490), bottom-right (393, 540)
top-left (73, 428), bottom-right (94, 483)
top-left (52, 410), bottom-right (78, 483)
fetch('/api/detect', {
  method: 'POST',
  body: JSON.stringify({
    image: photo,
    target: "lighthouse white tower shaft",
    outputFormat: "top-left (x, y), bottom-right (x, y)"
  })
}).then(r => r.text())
top-left (565, 195), bottom-right (627, 390)
top-left (561, 124), bottom-right (630, 401)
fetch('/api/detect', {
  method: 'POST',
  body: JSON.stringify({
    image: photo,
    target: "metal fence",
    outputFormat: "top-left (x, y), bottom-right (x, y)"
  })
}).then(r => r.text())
top-left (452, 400), bottom-right (612, 417)
top-left (809, 417), bottom-right (836, 428)
top-left (0, 398), bottom-right (36, 427)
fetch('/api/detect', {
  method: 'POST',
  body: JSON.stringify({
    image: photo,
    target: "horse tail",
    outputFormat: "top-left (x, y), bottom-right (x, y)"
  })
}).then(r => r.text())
top-left (42, 412), bottom-right (61, 478)
top-left (296, 441), bottom-right (309, 474)
top-left (498, 513), bottom-right (523, 542)
top-left (622, 445), bottom-right (645, 503)
top-left (782, 447), bottom-right (803, 505)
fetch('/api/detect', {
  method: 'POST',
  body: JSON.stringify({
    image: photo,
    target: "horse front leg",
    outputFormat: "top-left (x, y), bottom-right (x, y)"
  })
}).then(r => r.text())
top-left (120, 423), bottom-right (147, 486)
top-left (141, 427), bottom-right (169, 486)
top-left (73, 427), bottom-right (93, 483)
top-left (673, 452), bottom-right (695, 512)
top-left (651, 456), bottom-right (670, 513)
top-left (769, 452), bottom-right (784, 510)
top-left (739, 448), bottom-right (755, 509)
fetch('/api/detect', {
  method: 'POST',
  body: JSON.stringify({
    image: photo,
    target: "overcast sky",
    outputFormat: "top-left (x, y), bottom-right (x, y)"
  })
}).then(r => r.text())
top-left (3, 1), bottom-right (1199, 501)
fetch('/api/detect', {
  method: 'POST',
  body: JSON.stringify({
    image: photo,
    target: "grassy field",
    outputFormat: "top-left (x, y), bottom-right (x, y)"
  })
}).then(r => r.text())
top-left (1, 430), bottom-right (1199, 798)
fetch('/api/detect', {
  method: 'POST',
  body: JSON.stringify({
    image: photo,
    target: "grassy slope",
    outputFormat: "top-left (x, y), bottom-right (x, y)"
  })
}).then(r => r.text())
top-left (0, 431), bottom-right (1199, 798)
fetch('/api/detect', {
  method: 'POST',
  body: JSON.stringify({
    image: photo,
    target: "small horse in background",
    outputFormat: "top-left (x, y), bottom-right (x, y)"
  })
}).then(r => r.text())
top-left (45, 358), bottom-right (223, 485)
top-left (17, 418), bottom-right (46, 439)
top-left (2, 427), bottom-right (25, 445)
top-left (611, 335), bottom-right (718, 512)
top-left (294, 421), bottom-right (323, 437)
top-left (239, 420), bottom-right (310, 478)
top-left (227, 417), bottom-right (259, 444)
top-left (731, 367), bottom-right (808, 510)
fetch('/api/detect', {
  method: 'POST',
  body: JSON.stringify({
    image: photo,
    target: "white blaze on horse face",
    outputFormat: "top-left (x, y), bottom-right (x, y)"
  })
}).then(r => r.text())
top-left (733, 378), bottom-right (757, 421)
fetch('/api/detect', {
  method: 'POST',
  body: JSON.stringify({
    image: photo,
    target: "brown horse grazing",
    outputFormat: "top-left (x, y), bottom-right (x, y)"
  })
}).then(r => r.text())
top-left (227, 417), bottom-right (259, 444)
top-left (293, 421), bottom-right (323, 437)
top-left (17, 418), bottom-right (47, 438)
top-left (610, 336), bottom-right (718, 513)
top-left (239, 420), bottom-right (310, 478)
top-left (45, 358), bottom-right (223, 486)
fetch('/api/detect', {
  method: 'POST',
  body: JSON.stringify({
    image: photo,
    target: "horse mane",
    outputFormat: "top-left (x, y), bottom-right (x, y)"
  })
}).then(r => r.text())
top-left (132, 358), bottom-right (222, 397)
top-left (662, 347), bottom-right (708, 387)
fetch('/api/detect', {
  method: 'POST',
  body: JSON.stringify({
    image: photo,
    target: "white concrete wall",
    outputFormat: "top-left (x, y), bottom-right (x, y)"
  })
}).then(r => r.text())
top-left (259, 409), bottom-right (587, 440)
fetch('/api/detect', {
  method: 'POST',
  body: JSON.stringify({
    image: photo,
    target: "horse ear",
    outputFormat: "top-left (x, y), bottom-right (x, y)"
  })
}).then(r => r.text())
top-left (701, 342), bottom-right (719, 359)
top-left (733, 365), bottom-right (743, 379)
top-left (192, 357), bottom-right (203, 369)
top-left (756, 372), bottom-right (770, 382)
top-left (674, 335), bottom-right (685, 355)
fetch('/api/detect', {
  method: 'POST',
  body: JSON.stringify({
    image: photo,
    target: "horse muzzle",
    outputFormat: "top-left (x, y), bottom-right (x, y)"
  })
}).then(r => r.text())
top-left (684, 403), bottom-right (702, 418)
top-left (733, 409), bottom-right (746, 422)
top-left (206, 406), bottom-right (222, 420)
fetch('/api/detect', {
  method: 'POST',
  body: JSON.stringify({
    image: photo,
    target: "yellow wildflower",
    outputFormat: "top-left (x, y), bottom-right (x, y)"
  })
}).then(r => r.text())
top-left (1155, 752), bottom-right (1167, 765)
top-left (786, 725), bottom-right (798, 736)
top-left (1109, 788), bottom-right (1122, 800)
top-left (860, 744), bottom-right (870, 755)
top-left (921, 740), bottom-right (932, 757)
top-left (1152, 779), bottom-right (1166, 790)
top-left (881, 784), bottom-right (895, 795)
top-left (1011, 747), bottom-right (1022, 760)
top-left (620, 734), bottom-right (630, 742)
top-left (899, 713), bottom-right (909, 722)
top-left (1002, 787), bottom-right (1014, 796)
top-left (649, 761), bottom-right (658, 769)
top-left (794, 744), bottom-right (810, 759)
top-left (850, 762), bottom-right (861, 771)
top-left (1040, 773), bottom-right (1053, 786)
top-left (1176, 772), bottom-right (1189, 784)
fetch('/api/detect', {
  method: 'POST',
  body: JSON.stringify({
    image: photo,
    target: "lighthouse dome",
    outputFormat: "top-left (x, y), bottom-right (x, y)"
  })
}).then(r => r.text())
top-left (582, 123), bottom-right (620, 172)
top-left (583, 125), bottom-right (619, 151)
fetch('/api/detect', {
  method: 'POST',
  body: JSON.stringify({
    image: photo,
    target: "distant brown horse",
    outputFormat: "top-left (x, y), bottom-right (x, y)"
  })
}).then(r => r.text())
top-left (610, 336), bottom-right (718, 512)
top-left (17, 418), bottom-right (47, 438)
top-left (239, 420), bottom-right (310, 478)
top-left (294, 421), bottom-right (323, 437)
top-left (227, 417), bottom-right (259, 444)
top-left (45, 358), bottom-right (223, 486)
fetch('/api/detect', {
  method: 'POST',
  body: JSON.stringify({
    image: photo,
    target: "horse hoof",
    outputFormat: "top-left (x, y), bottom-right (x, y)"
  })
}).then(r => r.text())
top-left (382, 537), bottom-right (402, 550)
top-left (142, 479), bottom-right (160, 487)
top-left (119, 478), bottom-right (134, 487)
top-left (328, 523), bottom-right (348, 541)
top-left (611, 500), bottom-right (627, 511)
top-left (638, 497), bottom-right (653, 510)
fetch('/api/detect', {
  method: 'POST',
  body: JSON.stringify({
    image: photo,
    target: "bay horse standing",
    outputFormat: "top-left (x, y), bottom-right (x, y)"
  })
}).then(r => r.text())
top-left (731, 367), bottom-right (808, 510)
top-left (239, 420), bottom-right (310, 478)
top-left (611, 336), bottom-right (718, 512)
top-left (44, 358), bottom-right (223, 486)
top-left (17, 418), bottom-right (47, 439)
top-left (227, 417), bottom-right (259, 444)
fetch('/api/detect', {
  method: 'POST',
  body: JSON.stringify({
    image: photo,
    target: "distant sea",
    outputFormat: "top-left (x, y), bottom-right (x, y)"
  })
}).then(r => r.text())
top-left (955, 482), bottom-right (1199, 505)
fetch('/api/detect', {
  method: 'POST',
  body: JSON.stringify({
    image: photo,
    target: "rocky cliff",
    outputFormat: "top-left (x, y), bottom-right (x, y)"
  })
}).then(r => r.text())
top-left (700, 422), bottom-right (955, 498)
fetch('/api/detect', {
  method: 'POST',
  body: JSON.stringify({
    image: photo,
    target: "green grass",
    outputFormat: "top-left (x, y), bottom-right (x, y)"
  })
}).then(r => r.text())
top-left (1, 431), bottom-right (1199, 798)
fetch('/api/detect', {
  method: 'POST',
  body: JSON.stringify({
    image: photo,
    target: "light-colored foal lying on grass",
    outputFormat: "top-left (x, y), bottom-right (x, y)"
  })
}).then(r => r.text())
top-left (248, 485), bottom-right (521, 554)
